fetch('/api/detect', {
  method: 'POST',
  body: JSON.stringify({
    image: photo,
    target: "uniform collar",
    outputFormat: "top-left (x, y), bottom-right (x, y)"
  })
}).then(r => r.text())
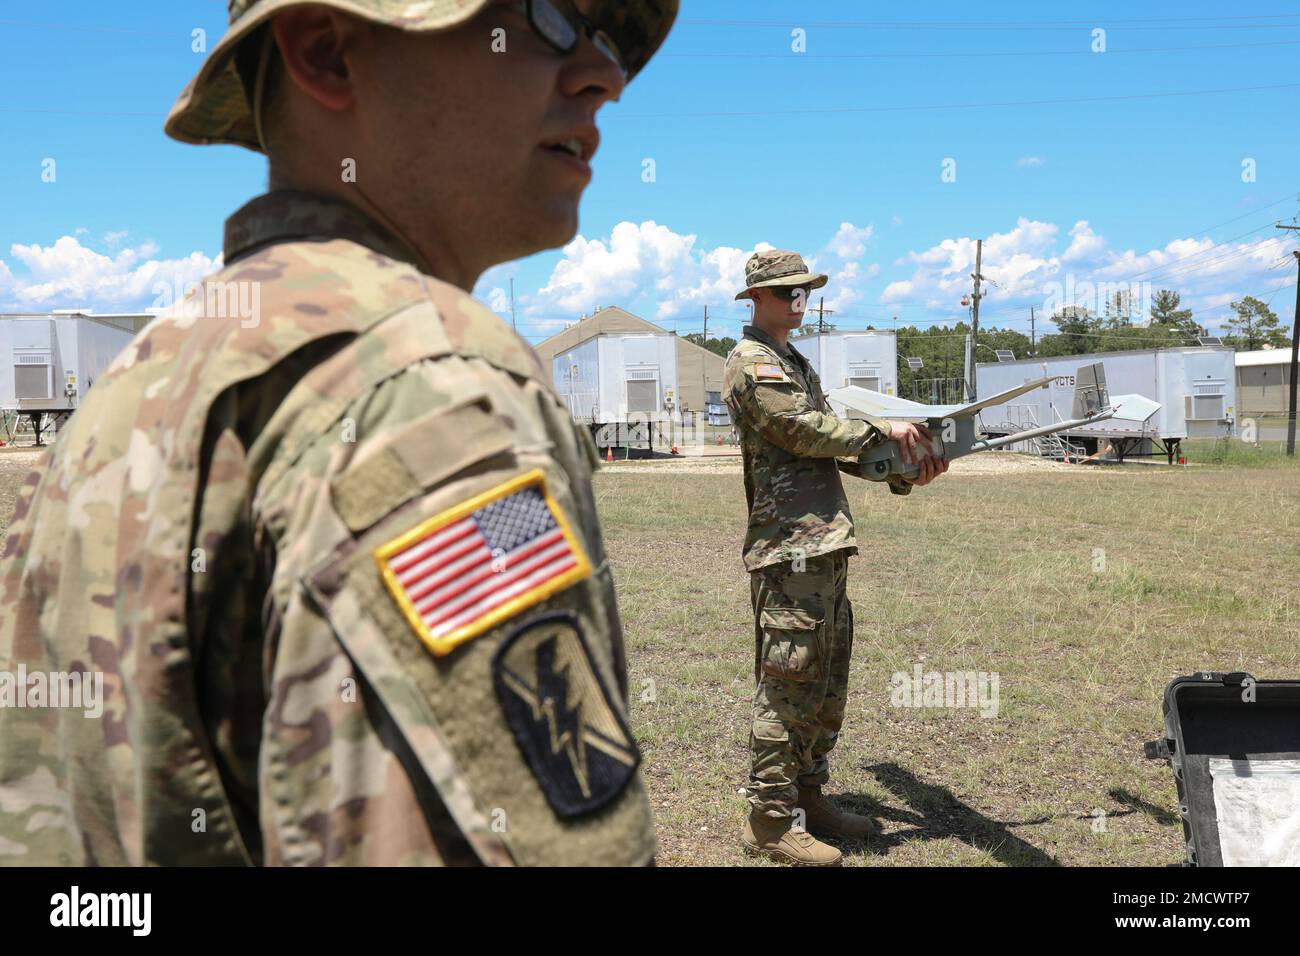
top-left (743, 323), bottom-right (788, 353)
top-left (743, 324), bottom-right (809, 370)
top-left (223, 190), bottom-right (425, 268)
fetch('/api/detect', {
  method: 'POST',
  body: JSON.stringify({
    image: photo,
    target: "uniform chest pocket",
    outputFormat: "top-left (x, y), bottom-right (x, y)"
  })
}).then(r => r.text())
top-left (759, 606), bottom-right (824, 683)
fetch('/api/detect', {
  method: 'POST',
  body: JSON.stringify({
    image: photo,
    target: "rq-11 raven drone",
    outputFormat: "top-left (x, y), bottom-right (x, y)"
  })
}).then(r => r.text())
top-left (829, 362), bottom-right (1162, 482)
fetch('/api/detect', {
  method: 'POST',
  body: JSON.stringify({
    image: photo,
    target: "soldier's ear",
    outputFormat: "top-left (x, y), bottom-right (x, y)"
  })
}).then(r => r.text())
top-left (272, 7), bottom-right (368, 113)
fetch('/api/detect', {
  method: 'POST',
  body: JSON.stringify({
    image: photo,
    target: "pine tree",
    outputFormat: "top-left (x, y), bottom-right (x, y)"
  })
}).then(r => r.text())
top-left (1148, 289), bottom-right (1202, 339)
top-left (1224, 296), bottom-right (1291, 350)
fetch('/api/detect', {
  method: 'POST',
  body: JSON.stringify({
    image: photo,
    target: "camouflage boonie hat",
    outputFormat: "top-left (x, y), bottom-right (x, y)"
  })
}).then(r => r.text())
top-left (734, 249), bottom-right (829, 301)
top-left (165, 0), bottom-right (679, 153)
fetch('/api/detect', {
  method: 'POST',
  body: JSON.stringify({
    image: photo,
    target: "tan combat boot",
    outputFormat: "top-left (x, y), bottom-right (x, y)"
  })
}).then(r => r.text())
top-left (742, 810), bottom-right (843, 866)
top-left (797, 786), bottom-right (879, 840)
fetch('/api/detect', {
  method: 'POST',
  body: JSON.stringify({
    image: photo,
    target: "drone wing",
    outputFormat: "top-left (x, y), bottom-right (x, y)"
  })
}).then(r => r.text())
top-left (827, 387), bottom-right (965, 419)
top-left (1108, 393), bottom-right (1161, 422)
top-left (829, 373), bottom-right (1055, 421)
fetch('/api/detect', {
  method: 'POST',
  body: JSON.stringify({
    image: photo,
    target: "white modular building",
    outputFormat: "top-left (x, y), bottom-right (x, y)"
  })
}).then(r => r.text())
top-left (551, 331), bottom-right (681, 425)
top-left (1, 312), bottom-right (147, 444)
top-left (975, 346), bottom-right (1237, 461)
top-left (1234, 348), bottom-right (1293, 418)
top-left (794, 331), bottom-right (899, 419)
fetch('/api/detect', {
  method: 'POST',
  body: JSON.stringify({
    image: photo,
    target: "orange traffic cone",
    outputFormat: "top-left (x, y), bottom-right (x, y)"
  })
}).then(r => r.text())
top-left (605, 446), bottom-right (613, 463)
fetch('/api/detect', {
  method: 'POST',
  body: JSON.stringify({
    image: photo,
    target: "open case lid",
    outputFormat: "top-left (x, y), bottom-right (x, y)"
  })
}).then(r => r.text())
top-left (1145, 672), bottom-right (1300, 866)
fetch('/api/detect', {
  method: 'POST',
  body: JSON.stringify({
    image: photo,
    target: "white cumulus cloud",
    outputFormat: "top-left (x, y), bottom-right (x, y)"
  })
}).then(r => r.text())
top-left (0, 235), bottom-right (219, 311)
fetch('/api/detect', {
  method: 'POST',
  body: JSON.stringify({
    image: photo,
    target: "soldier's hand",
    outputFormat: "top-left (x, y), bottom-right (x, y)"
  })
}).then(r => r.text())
top-left (888, 421), bottom-right (935, 465)
top-left (904, 454), bottom-right (949, 486)
top-left (886, 421), bottom-right (947, 486)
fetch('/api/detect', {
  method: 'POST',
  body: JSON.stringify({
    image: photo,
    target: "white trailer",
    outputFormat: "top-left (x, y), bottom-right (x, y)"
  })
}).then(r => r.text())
top-left (796, 330), bottom-right (898, 420)
top-left (551, 332), bottom-right (681, 453)
top-left (1, 312), bottom-right (143, 445)
top-left (975, 346), bottom-right (1237, 462)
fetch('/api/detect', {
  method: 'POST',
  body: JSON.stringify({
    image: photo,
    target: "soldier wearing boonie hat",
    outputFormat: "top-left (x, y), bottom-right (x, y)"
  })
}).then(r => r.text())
top-left (733, 249), bottom-right (829, 302)
top-left (0, 0), bottom-right (676, 866)
top-left (724, 249), bottom-right (947, 865)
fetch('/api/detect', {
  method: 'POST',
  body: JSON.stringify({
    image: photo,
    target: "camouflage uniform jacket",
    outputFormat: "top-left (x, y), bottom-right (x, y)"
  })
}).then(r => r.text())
top-left (0, 190), bottom-right (653, 866)
top-left (723, 324), bottom-right (909, 572)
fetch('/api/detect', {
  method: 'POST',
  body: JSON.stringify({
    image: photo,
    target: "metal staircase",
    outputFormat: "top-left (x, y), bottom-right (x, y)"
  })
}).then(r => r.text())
top-left (985, 420), bottom-right (1086, 461)
top-left (1031, 430), bottom-right (1088, 461)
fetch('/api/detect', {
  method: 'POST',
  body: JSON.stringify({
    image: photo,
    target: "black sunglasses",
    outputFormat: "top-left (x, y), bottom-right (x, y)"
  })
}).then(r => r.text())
top-left (769, 285), bottom-right (811, 302)
top-left (513, 0), bottom-right (627, 77)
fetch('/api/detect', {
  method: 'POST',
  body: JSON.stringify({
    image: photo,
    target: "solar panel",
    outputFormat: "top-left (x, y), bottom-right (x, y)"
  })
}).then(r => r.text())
top-left (906, 357), bottom-right (924, 370)
top-left (1197, 336), bottom-right (1223, 347)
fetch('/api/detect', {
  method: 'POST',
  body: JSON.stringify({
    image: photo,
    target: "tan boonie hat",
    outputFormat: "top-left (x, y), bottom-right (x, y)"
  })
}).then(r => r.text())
top-left (165, 0), bottom-right (679, 153)
top-left (734, 249), bottom-right (828, 301)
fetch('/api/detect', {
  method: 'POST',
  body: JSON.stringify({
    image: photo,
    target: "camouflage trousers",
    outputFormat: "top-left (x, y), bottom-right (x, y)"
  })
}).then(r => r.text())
top-left (748, 551), bottom-right (853, 818)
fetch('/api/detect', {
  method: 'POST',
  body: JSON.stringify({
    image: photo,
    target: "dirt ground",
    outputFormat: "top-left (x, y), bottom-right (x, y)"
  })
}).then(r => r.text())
top-left (604, 450), bottom-right (1117, 476)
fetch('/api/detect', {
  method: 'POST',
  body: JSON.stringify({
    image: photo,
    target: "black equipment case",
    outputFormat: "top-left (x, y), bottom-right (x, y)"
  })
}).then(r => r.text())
top-left (1144, 671), bottom-right (1300, 866)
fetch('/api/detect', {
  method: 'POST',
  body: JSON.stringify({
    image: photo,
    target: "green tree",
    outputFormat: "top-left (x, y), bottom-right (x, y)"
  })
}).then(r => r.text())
top-left (793, 321), bottom-right (836, 337)
top-left (1037, 306), bottom-right (1098, 356)
top-left (976, 328), bottom-right (1033, 362)
top-left (1224, 296), bottom-right (1292, 351)
top-left (895, 323), bottom-right (972, 402)
top-left (1148, 289), bottom-right (1202, 339)
top-left (682, 332), bottom-right (736, 359)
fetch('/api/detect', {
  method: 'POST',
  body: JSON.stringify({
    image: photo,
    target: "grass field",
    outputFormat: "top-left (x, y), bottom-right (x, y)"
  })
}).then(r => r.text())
top-left (1, 443), bottom-right (1295, 866)
top-left (596, 451), bottom-right (1299, 866)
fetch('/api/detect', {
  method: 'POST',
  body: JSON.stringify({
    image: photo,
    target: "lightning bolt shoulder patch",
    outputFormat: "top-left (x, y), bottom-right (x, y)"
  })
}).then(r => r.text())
top-left (493, 613), bottom-right (641, 819)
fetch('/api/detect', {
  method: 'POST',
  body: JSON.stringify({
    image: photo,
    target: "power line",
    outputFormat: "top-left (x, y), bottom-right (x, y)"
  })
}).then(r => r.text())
top-left (683, 15), bottom-right (1300, 32)
top-left (662, 38), bottom-right (1300, 60)
top-left (618, 81), bottom-right (1300, 119)
top-left (1132, 230), bottom-right (1292, 286)
top-left (1128, 191), bottom-right (1300, 261)
top-left (0, 18), bottom-right (181, 37)
top-left (1124, 209), bottom-right (1298, 279)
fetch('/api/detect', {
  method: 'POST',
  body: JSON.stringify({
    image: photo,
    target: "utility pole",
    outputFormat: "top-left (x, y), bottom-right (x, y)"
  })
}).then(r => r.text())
top-left (509, 277), bottom-right (516, 332)
top-left (1276, 224), bottom-right (1300, 456)
top-left (1030, 305), bottom-right (1036, 356)
top-left (701, 305), bottom-right (709, 419)
top-left (968, 239), bottom-right (985, 400)
top-left (815, 296), bottom-right (834, 334)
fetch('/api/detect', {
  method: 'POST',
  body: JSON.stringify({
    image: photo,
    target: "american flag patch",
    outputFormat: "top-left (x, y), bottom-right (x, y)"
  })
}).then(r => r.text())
top-left (374, 470), bottom-right (591, 657)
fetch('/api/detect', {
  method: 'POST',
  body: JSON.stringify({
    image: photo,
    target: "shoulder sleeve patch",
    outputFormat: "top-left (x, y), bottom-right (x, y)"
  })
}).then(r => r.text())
top-left (494, 612), bottom-right (641, 819)
top-left (330, 396), bottom-right (513, 534)
top-left (373, 469), bottom-right (591, 658)
top-left (750, 363), bottom-right (788, 382)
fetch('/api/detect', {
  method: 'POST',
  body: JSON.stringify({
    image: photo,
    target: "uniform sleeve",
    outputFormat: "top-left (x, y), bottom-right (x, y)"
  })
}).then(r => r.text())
top-left (731, 362), bottom-right (891, 458)
top-left (250, 354), bottom-right (655, 867)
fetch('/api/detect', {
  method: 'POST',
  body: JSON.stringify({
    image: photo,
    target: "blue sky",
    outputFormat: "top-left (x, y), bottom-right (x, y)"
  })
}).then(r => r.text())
top-left (2, 1), bottom-right (1298, 345)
